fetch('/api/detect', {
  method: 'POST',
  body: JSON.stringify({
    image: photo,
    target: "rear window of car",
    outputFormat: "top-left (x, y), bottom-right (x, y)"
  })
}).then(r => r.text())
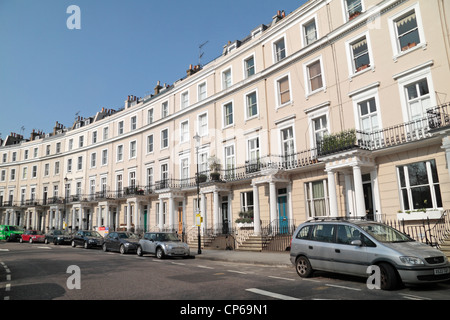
top-left (295, 226), bottom-right (311, 240)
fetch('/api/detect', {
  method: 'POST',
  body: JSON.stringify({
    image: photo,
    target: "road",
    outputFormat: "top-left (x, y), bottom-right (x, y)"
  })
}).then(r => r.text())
top-left (1, 241), bottom-right (450, 306)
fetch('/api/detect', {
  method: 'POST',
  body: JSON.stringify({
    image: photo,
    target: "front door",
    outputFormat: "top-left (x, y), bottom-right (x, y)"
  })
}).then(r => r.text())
top-left (221, 199), bottom-right (229, 234)
top-left (143, 209), bottom-right (148, 233)
top-left (277, 193), bottom-right (288, 234)
top-left (362, 174), bottom-right (374, 220)
top-left (178, 207), bottom-right (183, 235)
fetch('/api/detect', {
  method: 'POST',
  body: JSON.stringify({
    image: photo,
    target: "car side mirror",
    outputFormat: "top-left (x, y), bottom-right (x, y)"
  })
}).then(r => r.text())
top-left (351, 240), bottom-right (362, 246)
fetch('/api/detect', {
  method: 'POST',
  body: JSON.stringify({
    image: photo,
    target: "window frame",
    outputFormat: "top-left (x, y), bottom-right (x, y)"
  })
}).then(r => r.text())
top-left (222, 100), bottom-right (234, 128)
top-left (275, 73), bottom-right (292, 108)
top-left (273, 36), bottom-right (287, 63)
top-left (304, 56), bottom-right (325, 96)
top-left (244, 89), bottom-right (259, 120)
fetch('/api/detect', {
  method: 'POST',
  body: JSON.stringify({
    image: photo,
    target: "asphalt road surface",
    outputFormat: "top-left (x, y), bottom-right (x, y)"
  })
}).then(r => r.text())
top-left (1, 241), bottom-right (450, 308)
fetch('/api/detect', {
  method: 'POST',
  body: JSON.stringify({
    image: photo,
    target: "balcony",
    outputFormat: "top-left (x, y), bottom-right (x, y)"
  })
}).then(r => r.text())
top-left (317, 103), bottom-right (450, 156)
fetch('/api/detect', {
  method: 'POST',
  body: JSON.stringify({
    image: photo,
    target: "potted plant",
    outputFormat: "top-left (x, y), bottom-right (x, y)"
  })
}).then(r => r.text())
top-left (208, 156), bottom-right (221, 181)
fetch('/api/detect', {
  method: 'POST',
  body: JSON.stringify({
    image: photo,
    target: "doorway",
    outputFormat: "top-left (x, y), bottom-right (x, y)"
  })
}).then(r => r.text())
top-left (362, 174), bottom-right (374, 220)
top-left (277, 188), bottom-right (288, 234)
top-left (221, 196), bottom-right (229, 234)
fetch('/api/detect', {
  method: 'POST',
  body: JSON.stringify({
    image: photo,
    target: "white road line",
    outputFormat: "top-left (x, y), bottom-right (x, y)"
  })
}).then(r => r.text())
top-left (227, 270), bottom-right (248, 274)
top-left (5, 284), bottom-right (10, 292)
top-left (325, 284), bottom-right (361, 291)
top-left (400, 293), bottom-right (431, 300)
top-left (197, 265), bottom-right (214, 269)
top-left (6, 275), bottom-right (11, 281)
top-left (171, 262), bottom-right (186, 266)
top-left (268, 275), bottom-right (296, 281)
top-left (37, 246), bottom-right (52, 249)
top-left (0, 249), bottom-right (9, 252)
top-left (246, 288), bottom-right (301, 300)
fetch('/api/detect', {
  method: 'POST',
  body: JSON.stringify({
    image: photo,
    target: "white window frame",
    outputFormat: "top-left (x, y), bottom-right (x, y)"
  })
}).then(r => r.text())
top-left (90, 152), bottom-right (97, 169)
top-left (243, 53), bottom-right (256, 78)
top-left (197, 82), bottom-right (207, 101)
top-left (342, 0), bottom-right (364, 22)
top-left (221, 67), bottom-right (232, 90)
top-left (388, 3), bottom-right (426, 60)
top-left (244, 89), bottom-right (259, 120)
top-left (300, 15), bottom-right (319, 47)
top-left (350, 85), bottom-right (383, 132)
top-left (197, 112), bottom-right (208, 137)
top-left (147, 134), bottom-right (154, 154)
top-left (306, 103), bottom-right (330, 149)
top-left (275, 73), bottom-right (292, 108)
top-left (180, 120), bottom-right (189, 144)
top-left (101, 149), bottom-right (108, 166)
top-left (161, 101), bottom-right (169, 118)
top-left (345, 31), bottom-right (374, 78)
top-left (180, 156), bottom-right (190, 185)
top-left (116, 144), bottom-right (123, 162)
top-left (181, 91), bottom-right (189, 110)
top-left (303, 56), bottom-right (326, 97)
top-left (305, 179), bottom-right (330, 217)
top-left (222, 100), bottom-right (234, 128)
top-left (147, 108), bottom-right (154, 124)
top-left (161, 128), bottom-right (169, 150)
top-left (129, 140), bottom-right (137, 159)
top-left (272, 35), bottom-right (287, 63)
top-left (130, 115), bottom-right (137, 131)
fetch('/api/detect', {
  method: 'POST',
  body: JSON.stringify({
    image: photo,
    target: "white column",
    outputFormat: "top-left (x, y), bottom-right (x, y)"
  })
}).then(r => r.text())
top-left (344, 171), bottom-right (354, 217)
top-left (213, 190), bottom-right (219, 233)
top-left (327, 170), bottom-right (338, 217)
top-left (127, 202), bottom-right (132, 231)
top-left (442, 136), bottom-right (450, 181)
top-left (252, 184), bottom-right (261, 236)
top-left (269, 181), bottom-right (277, 226)
top-left (158, 198), bottom-right (164, 230)
top-left (168, 195), bottom-right (174, 231)
top-left (105, 203), bottom-right (110, 228)
top-left (352, 164), bottom-right (366, 218)
top-left (201, 192), bottom-right (206, 232)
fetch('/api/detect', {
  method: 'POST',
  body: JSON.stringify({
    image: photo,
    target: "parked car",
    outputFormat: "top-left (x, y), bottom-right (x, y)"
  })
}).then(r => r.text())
top-left (0, 225), bottom-right (24, 242)
top-left (45, 229), bottom-right (72, 245)
top-left (137, 232), bottom-right (190, 259)
top-left (290, 218), bottom-right (450, 290)
top-left (102, 231), bottom-right (139, 254)
top-left (71, 230), bottom-right (103, 249)
top-left (20, 230), bottom-right (45, 243)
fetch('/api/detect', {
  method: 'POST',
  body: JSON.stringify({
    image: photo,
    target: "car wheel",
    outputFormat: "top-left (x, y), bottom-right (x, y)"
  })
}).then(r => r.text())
top-left (295, 256), bottom-right (313, 278)
top-left (137, 246), bottom-right (143, 256)
top-left (119, 245), bottom-right (125, 254)
top-left (379, 262), bottom-right (399, 290)
top-left (102, 243), bottom-right (108, 252)
top-left (71, 240), bottom-right (76, 247)
top-left (156, 247), bottom-right (165, 259)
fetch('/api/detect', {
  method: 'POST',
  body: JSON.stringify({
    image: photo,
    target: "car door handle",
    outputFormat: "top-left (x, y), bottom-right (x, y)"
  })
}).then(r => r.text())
top-left (308, 246), bottom-right (313, 250)
top-left (335, 249), bottom-right (340, 253)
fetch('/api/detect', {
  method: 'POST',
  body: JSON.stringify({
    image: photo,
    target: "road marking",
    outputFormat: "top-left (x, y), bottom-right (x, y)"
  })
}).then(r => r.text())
top-left (171, 262), bottom-right (186, 266)
top-left (37, 246), bottom-right (52, 249)
top-left (325, 284), bottom-right (361, 291)
top-left (227, 270), bottom-right (248, 274)
top-left (268, 275), bottom-right (296, 281)
top-left (197, 265), bottom-right (214, 269)
top-left (5, 284), bottom-right (10, 292)
top-left (246, 288), bottom-right (300, 300)
top-left (0, 249), bottom-right (9, 252)
top-left (400, 293), bottom-right (431, 300)
top-left (6, 275), bottom-right (11, 281)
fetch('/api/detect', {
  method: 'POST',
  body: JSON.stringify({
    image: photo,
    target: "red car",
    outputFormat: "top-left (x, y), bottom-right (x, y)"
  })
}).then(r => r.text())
top-left (20, 230), bottom-right (45, 243)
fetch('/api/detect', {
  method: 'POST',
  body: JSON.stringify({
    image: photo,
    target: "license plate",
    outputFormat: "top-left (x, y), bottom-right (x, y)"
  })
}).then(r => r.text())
top-left (434, 267), bottom-right (450, 275)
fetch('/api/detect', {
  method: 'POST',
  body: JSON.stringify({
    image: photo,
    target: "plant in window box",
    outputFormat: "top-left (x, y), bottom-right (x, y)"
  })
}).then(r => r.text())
top-left (349, 11), bottom-right (361, 20)
top-left (401, 42), bottom-right (416, 51)
top-left (235, 210), bottom-right (254, 224)
top-left (318, 129), bottom-right (357, 156)
top-left (208, 156), bottom-right (221, 181)
top-left (356, 64), bottom-right (369, 72)
top-left (196, 173), bottom-right (207, 184)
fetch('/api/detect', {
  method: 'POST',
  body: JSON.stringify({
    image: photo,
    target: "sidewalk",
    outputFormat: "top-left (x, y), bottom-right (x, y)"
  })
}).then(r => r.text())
top-left (192, 249), bottom-right (293, 267)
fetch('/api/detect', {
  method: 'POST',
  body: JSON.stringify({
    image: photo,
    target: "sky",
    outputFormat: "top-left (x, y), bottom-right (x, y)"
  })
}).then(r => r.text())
top-left (0, 0), bottom-right (306, 140)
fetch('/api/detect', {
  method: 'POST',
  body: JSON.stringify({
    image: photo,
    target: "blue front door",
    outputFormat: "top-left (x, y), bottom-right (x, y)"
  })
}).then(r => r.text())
top-left (278, 195), bottom-right (288, 234)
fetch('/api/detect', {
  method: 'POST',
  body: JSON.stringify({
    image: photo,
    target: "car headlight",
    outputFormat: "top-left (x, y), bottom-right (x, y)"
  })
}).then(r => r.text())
top-left (400, 256), bottom-right (424, 265)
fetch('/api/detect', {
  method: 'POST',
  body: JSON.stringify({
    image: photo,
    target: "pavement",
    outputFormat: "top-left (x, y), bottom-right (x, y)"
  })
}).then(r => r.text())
top-left (192, 249), bottom-right (293, 268)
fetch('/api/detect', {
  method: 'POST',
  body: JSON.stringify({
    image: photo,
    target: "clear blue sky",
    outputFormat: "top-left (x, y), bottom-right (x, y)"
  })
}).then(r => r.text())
top-left (0, 0), bottom-right (306, 140)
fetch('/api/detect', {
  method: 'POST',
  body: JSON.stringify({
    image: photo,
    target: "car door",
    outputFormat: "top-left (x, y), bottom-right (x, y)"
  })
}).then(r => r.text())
top-left (332, 224), bottom-right (370, 276)
top-left (110, 233), bottom-right (119, 251)
top-left (147, 233), bottom-right (158, 254)
top-left (308, 224), bottom-right (336, 272)
top-left (75, 231), bottom-right (83, 245)
top-left (141, 233), bottom-right (151, 253)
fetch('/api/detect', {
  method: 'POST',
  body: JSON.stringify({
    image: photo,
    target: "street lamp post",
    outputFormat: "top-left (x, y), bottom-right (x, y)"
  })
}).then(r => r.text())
top-left (193, 133), bottom-right (202, 254)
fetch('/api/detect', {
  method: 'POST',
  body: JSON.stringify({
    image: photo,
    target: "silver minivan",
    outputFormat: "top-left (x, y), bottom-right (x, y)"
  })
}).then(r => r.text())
top-left (290, 219), bottom-right (450, 290)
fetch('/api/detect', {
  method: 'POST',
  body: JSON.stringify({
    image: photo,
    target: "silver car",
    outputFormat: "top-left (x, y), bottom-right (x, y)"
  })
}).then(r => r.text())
top-left (137, 232), bottom-right (190, 259)
top-left (290, 219), bottom-right (450, 290)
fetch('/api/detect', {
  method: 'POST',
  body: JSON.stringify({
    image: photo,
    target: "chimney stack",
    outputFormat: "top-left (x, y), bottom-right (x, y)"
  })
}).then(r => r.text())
top-left (154, 81), bottom-right (163, 95)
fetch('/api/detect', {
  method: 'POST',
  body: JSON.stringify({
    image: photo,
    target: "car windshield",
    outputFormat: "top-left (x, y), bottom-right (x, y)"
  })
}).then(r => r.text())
top-left (360, 223), bottom-right (412, 243)
top-left (9, 226), bottom-right (23, 231)
top-left (118, 232), bottom-right (138, 239)
top-left (85, 231), bottom-right (101, 237)
top-left (157, 233), bottom-right (180, 242)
